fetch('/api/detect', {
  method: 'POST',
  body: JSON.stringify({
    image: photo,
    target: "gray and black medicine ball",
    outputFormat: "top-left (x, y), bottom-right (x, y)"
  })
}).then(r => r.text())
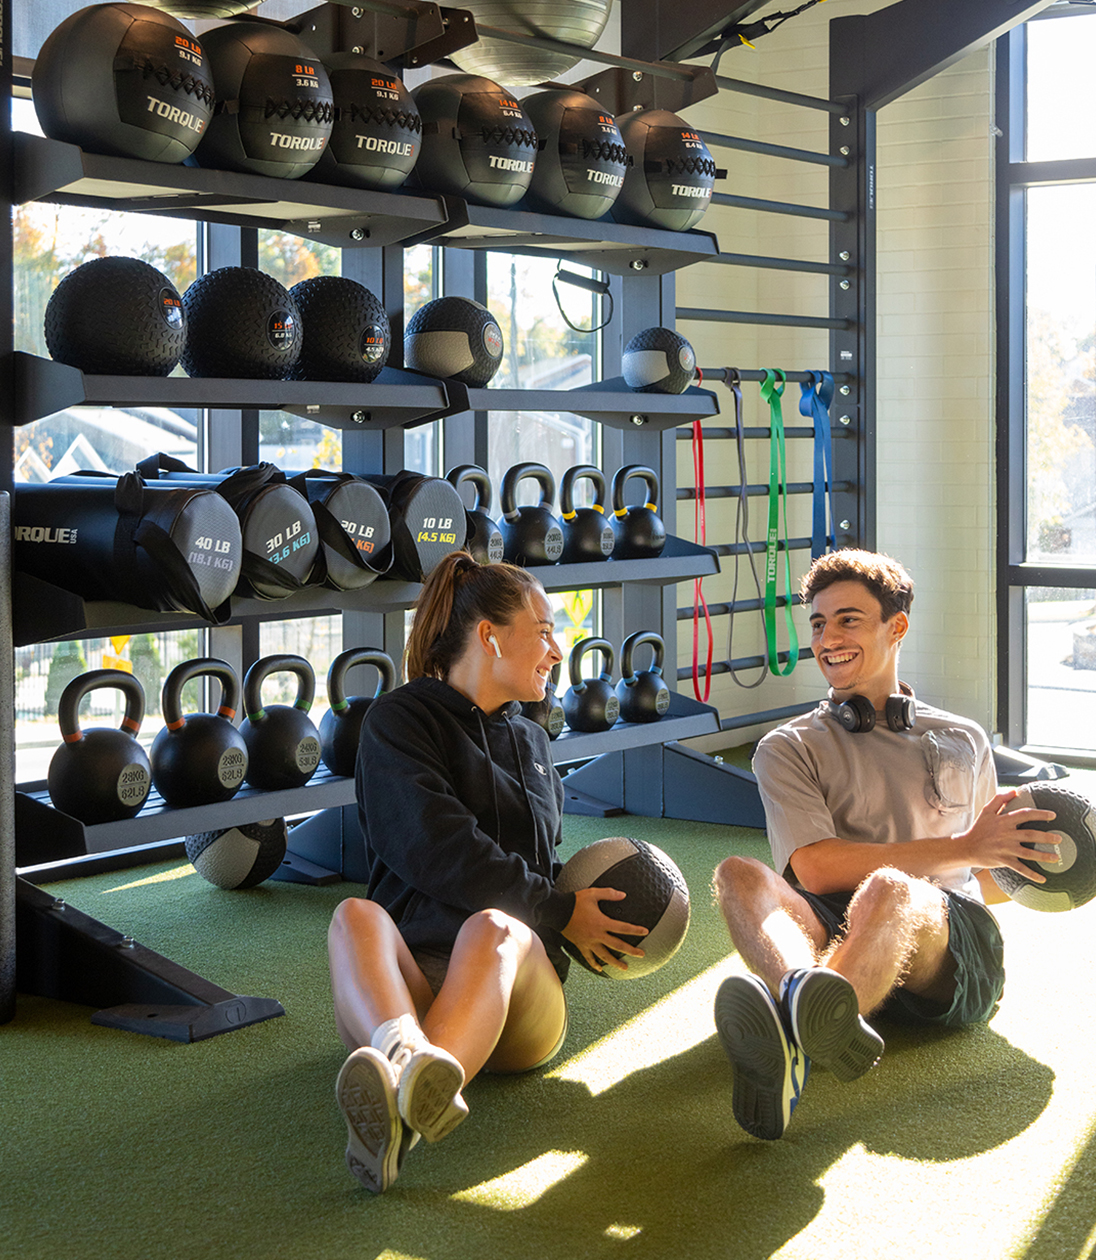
top-left (522, 89), bottom-right (627, 220)
top-left (286, 276), bottom-right (390, 383)
top-left (186, 817), bottom-right (288, 889)
top-left (192, 18), bottom-right (333, 179)
top-left (611, 108), bottom-right (717, 232)
top-left (411, 74), bottom-right (537, 208)
top-left (309, 52), bottom-right (421, 192)
top-left (181, 267), bottom-right (301, 379)
top-left (32, 3), bottom-right (214, 163)
top-left (623, 327), bottom-right (698, 394)
top-left (45, 256), bottom-right (186, 376)
top-left (405, 296), bottom-right (504, 387)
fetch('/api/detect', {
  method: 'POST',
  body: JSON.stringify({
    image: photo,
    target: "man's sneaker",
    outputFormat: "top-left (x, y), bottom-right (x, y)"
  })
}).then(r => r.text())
top-left (336, 1047), bottom-right (404, 1193)
top-left (373, 1015), bottom-right (469, 1144)
top-left (780, 966), bottom-right (884, 1083)
top-left (714, 973), bottom-right (809, 1141)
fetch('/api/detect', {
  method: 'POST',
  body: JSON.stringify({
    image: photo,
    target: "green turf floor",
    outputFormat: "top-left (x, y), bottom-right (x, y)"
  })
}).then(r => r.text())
top-left (2, 813), bottom-right (1096, 1260)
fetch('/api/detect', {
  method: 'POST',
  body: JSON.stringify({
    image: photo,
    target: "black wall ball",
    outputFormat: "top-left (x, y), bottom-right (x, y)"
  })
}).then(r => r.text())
top-left (192, 18), bottom-right (333, 179)
top-left (186, 817), bottom-right (288, 889)
top-left (449, 0), bottom-right (613, 87)
top-left (286, 275), bottom-right (390, 383)
top-left (45, 256), bottom-right (186, 376)
top-left (522, 88), bottom-right (627, 220)
top-left (404, 296), bottom-right (504, 387)
top-left (612, 108), bottom-right (717, 232)
top-left (992, 784), bottom-right (1096, 912)
top-left (32, 2), bottom-right (214, 163)
top-left (181, 267), bottom-right (301, 379)
top-left (309, 52), bottom-right (421, 192)
top-left (622, 327), bottom-right (698, 394)
top-left (411, 73), bottom-right (537, 208)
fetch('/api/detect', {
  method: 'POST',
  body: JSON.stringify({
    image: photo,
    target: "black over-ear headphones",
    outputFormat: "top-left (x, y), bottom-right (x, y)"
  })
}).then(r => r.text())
top-left (826, 689), bottom-right (916, 734)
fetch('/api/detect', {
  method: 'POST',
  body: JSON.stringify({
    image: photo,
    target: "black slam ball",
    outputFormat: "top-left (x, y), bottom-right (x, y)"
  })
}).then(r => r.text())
top-left (186, 817), bottom-right (288, 889)
top-left (554, 836), bottom-right (691, 980)
top-left (193, 18), bottom-right (333, 179)
top-left (181, 267), bottom-right (301, 379)
top-left (612, 108), bottom-right (717, 232)
top-left (310, 52), bottom-right (421, 191)
top-left (32, 2), bottom-right (214, 163)
top-left (405, 296), bottom-right (504, 387)
top-left (411, 73), bottom-right (538, 208)
top-left (992, 784), bottom-right (1096, 912)
top-left (45, 256), bottom-right (186, 376)
top-left (286, 276), bottom-right (390, 383)
top-left (622, 327), bottom-right (698, 394)
top-left (522, 88), bottom-right (627, 220)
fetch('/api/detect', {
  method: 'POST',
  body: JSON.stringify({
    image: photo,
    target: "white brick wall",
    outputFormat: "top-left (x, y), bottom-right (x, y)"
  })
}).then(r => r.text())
top-left (675, 4), bottom-right (997, 749)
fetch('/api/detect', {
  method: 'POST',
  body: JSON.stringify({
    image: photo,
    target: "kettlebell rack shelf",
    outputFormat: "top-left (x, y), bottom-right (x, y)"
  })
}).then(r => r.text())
top-left (10, 536), bottom-right (718, 647)
top-left (13, 132), bottom-right (720, 273)
top-left (7, 351), bottom-right (719, 434)
top-left (13, 692), bottom-right (718, 872)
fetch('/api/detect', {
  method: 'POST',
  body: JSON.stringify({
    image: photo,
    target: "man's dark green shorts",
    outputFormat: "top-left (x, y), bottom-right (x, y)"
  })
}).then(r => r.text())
top-left (796, 885), bottom-right (1005, 1026)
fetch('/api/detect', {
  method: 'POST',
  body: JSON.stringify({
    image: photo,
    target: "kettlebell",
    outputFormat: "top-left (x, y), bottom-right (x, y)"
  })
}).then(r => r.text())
top-left (615, 631), bottom-right (672, 723)
top-left (446, 464), bottom-right (504, 565)
top-left (319, 647), bottom-right (397, 777)
top-left (47, 669), bottom-right (151, 824)
top-left (150, 658), bottom-right (249, 807)
top-left (562, 637), bottom-right (620, 733)
top-left (239, 654), bottom-right (322, 791)
top-left (559, 465), bottom-right (615, 564)
top-left (499, 462), bottom-right (565, 567)
top-left (521, 662), bottom-right (565, 739)
top-left (610, 465), bottom-right (667, 559)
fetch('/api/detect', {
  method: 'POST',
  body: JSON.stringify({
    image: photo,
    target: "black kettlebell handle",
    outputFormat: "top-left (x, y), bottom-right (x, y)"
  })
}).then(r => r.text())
top-left (242, 654), bottom-right (316, 722)
top-left (620, 631), bottom-right (666, 682)
top-left (446, 464), bottom-right (494, 514)
top-left (57, 669), bottom-right (146, 742)
top-left (501, 462), bottom-right (556, 522)
top-left (560, 465), bottom-right (608, 517)
top-left (568, 637), bottom-right (615, 690)
top-left (327, 647), bottom-right (396, 710)
top-left (611, 465), bottom-right (661, 516)
top-left (160, 657), bottom-right (241, 727)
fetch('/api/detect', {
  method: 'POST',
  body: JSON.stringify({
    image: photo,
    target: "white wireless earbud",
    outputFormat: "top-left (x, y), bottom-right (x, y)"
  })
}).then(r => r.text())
top-left (489, 635), bottom-right (502, 658)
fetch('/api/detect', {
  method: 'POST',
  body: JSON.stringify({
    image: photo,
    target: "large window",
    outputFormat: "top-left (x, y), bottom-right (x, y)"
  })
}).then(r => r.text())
top-left (1002, 7), bottom-right (1096, 756)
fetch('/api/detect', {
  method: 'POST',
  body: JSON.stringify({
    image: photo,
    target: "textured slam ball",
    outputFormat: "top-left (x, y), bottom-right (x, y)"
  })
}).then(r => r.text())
top-left (193, 18), bottom-right (333, 179)
top-left (554, 836), bottom-right (691, 980)
top-left (45, 256), bottom-right (185, 376)
top-left (522, 89), bottom-right (627, 219)
top-left (449, 0), bottom-right (613, 87)
top-left (181, 267), bottom-right (301, 379)
top-left (186, 817), bottom-right (288, 890)
top-left (411, 74), bottom-right (537, 208)
top-left (310, 52), bottom-right (421, 191)
top-left (286, 276), bottom-right (390, 383)
top-left (32, 3), bottom-right (214, 163)
top-left (623, 327), bottom-right (698, 394)
top-left (612, 108), bottom-right (718, 232)
top-left (405, 296), bottom-right (504, 387)
top-left (992, 784), bottom-right (1096, 912)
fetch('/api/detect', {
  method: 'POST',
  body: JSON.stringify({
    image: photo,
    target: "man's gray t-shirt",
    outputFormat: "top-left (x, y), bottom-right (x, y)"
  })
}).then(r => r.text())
top-left (752, 699), bottom-right (998, 899)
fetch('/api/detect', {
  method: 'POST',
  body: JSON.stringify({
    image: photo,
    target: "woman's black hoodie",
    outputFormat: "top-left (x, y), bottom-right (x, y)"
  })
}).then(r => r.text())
top-left (355, 676), bottom-right (574, 980)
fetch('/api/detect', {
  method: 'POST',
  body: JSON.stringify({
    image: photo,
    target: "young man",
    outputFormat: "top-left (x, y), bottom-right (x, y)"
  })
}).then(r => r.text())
top-left (712, 549), bottom-right (1059, 1141)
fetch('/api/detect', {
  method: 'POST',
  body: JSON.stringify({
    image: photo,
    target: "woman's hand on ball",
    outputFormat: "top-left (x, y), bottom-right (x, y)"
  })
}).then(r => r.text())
top-left (562, 887), bottom-right (648, 973)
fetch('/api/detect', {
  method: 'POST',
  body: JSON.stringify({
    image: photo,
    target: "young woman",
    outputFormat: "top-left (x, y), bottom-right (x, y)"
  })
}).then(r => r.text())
top-left (327, 551), bottom-right (647, 1192)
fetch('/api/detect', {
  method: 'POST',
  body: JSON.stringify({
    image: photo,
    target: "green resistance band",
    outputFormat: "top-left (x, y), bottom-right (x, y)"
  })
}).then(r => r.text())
top-left (760, 369), bottom-right (799, 676)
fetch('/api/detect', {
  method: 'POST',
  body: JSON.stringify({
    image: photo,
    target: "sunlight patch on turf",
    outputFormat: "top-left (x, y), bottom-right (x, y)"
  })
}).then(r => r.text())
top-left (103, 864), bottom-right (196, 893)
top-left (604, 1223), bottom-right (643, 1240)
top-left (547, 959), bottom-right (734, 1096)
top-left (452, 1150), bottom-right (588, 1210)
